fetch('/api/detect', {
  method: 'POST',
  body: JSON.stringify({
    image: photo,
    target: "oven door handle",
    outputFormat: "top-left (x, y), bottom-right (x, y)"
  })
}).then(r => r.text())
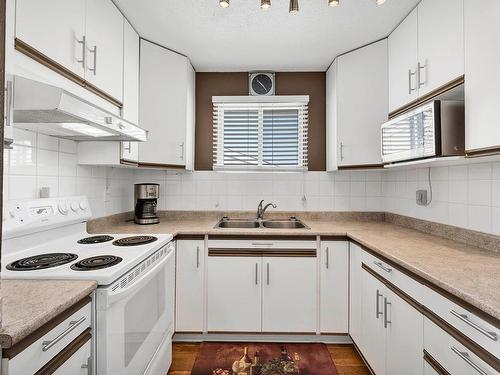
top-left (105, 246), bottom-right (174, 307)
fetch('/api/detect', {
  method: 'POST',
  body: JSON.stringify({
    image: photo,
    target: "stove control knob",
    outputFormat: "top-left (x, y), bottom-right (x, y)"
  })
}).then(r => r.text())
top-left (70, 202), bottom-right (79, 212)
top-left (79, 201), bottom-right (88, 211)
top-left (58, 201), bottom-right (69, 215)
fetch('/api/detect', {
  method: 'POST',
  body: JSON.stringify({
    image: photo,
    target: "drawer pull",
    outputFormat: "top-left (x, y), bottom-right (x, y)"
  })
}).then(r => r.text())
top-left (383, 297), bottom-right (391, 328)
top-left (42, 316), bottom-right (87, 352)
top-left (450, 310), bottom-right (497, 341)
top-left (252, 243), bottom-right (274, 246)
top-left (373, 261), bottom-right (392, 273)
top-left (451, 346), bottom-right (490, 375)
top-left (376, 289), bottom-right (383, 319)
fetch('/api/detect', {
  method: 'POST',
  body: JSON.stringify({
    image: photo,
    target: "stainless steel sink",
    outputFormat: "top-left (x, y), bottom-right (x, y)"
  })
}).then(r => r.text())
top-left (215, 217), bottom-right (309, 229)
top-left (261, 220), bottom-right (307, 229)
top-left (216, 219), bottom-right (260, 228)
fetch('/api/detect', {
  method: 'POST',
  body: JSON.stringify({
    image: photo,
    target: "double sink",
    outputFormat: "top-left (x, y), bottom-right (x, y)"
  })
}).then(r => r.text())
top-left (215, 216), bottom-right (309, 229)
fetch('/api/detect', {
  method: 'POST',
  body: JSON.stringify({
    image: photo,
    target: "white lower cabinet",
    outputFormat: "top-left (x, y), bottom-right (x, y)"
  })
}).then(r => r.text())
top-left (349, 243), bottom-right (363, 345)
top-left (262, 257), bottom-right (317, 333)
top-left (320, 241), bottom-right (349, 333)
top-left (175, 240), bottom-right (205, 332)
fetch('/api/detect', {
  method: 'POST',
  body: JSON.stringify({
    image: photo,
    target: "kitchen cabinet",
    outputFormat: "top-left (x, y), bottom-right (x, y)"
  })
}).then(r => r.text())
top-left (464, 0), bottom-right (500, 154)
top-left (388, 0), bottom-right (464, 113)
top-left (175, 240), bottom-right (205, 332)
top-left (326, 40), bottom-right (388, 169)
top-left (320, 241), bottom-right (348, 333)
top-left (262, 257), bottom-right (317, 333)
top-left (349, 243), bottom-right (363, 346)
top-left (207, 256), bottom-right (262, 332)
top-left (139, 40), bottom-right (195, 169)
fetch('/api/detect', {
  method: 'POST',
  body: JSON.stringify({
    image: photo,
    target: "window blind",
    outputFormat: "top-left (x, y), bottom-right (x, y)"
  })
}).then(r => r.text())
top-left (213, 96), bottom-right (309, 171)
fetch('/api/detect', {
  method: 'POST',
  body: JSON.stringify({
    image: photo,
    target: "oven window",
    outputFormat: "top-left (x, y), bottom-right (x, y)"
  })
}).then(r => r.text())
top-left (124, 271), bottom-right (166, 367)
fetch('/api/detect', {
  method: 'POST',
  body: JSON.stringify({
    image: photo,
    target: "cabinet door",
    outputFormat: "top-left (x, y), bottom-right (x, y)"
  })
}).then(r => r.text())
top-left (464, 0), bottom-right (500, 152)
top-left (417, 0), bottom-right (464, 96)
top-left (53, 340), bottom-right (91, 374)
top-left (207, 257), bottom-right (261, 332)
top-left (15, 0), bottom-right (86, 77)
top-left (184, 63), bottom-right (196, 171)
top-left (337, 40), bottom-right (387, 166)
top-left (139, 40), bottom-right (188, 166)
top-left (176, 240), bottom-right (205, 332)
top-left (325, 59), bottom-right (338, 172)
top-left (262, 257), bottom-right (317, 333)
top-left (122, 19), bottom-right (140, 124)
top-left (360, 269), bottom-right (386, 375)
top-left (121, 142), bottom-right (139, 163)
top-left (388, 8), bottom-right (418, 112)
top-left (320, 241), bottom-right (348, 333)
top-left (385, 288), bottom-right (424, 375)
top-left (85, 0), bottom-right (124, 101)
top-left (349, 243), bottom-right (363, 345)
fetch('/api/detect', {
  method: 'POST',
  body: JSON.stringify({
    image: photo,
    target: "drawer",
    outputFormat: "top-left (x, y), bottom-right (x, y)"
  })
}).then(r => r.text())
top-left (7, 301), bottom-right (92, 375)
top-left (424, 317), bottom-right (499, 375)
top-left (422, 284), bottom-right (499, 359)
top-left (208, 239), bottom-right (317, 250)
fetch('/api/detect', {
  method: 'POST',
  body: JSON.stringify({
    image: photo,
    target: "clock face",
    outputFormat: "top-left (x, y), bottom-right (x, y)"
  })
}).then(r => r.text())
top-left (251, 74), bottom-right (273, 95)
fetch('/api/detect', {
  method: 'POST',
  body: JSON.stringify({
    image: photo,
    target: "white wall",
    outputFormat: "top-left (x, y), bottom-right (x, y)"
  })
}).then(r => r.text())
top-left (383, 162), bottom-right (500, 236)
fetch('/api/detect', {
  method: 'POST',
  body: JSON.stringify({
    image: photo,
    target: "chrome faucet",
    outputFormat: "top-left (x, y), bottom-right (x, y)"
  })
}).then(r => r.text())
top-left (257, 200), bottom-right (277, 220)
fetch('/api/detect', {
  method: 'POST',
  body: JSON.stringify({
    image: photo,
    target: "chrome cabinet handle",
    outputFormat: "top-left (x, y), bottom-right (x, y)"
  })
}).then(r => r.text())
top-left (179, 142), bottom-right (185, 160)
top-left (266, 263), bottom-right (270, 285)
top-left (383, 297), bottom-right (391, 328)
top-left (123, 142), bottom-right (131, 153)
top-left (373, 261), bottom-right (392, 273)
top-left (376, 289), bottom-right (383, 319)
top-left (451, 346), bottom-right (489, 375)
top-left (81, 356), bottom-right (92, 375)
top-left (325, 247), bottom-right (329, 269)
top-left (76, 36), bottom-right (86, 69)
top-left (417, 62), bottom-right (426, 88)
top-left (408, 68), bottom-right (417, 94)
top-left (88, 45), bottom-right (97, 75)
top-left (42, 316), bottom-right (86, 352)
top-left (340, 142), bottom-right (345, 161)
top-left (255, 263), bottom-right (258, 285)
top-left (251, 243), bottom-right (273, 246)
top-left (450, 310), bottom-right (497, 341)
top-left (196, 246), bottom-right (200, 268)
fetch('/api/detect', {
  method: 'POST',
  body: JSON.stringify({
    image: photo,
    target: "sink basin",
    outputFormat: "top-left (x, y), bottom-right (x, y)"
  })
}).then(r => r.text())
top-left (216, 219), bottom-right (260, 229)
top-left (262, 220), bottom-right (307, 229)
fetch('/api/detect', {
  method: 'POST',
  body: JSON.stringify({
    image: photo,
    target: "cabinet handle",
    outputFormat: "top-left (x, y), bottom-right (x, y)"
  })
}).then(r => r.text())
top-left (383, 297), bottom-right (391, 328)
top-left (88, 45), bottom-right (97, 75)
top-left (255, 263), bottom-right (258, 285)
top-left (451, 346), bottom-right (489, 375)
top-left (42, 316), bottom-right (86, 352)
top-left (340, 142), bottom-right (345, 161)
top-left (325, 247), bottom-right (329, 269)
top-left (76, 36), bottom-right (86, 69)
top-left (123, 142), bottom-right (131, 153)
top-left (251, 243), bottom-right (274, 246)
top-left (180, 142), bottom-right (185, 160)
top-left (408, 68), bottom-right (417, 94)
top-left (376, 289), bottom-right (383, 319)
top-left (373, 261), bottom-right (392, 273)
top-left (450, 310), bottom-right (497, 341)
top-left (266, 263), bottom-right (270, 285)
top-left (417, 62), bottom-right (426, 88)
top-left (81, 356), bottom-right (92, 375)
top-left (196, 246), bottom-right (200, 268)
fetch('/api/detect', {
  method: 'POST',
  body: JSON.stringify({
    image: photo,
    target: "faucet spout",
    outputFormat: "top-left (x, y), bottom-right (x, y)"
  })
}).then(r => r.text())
top-left (257, 201), bottom-right (277, 220)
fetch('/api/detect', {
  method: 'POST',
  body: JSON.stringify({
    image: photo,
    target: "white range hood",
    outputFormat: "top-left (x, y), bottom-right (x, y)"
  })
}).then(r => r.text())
top-left (12, 76), bottom-right (147, 141)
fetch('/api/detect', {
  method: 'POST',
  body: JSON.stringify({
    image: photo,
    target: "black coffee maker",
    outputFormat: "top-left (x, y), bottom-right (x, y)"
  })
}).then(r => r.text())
top-left (134, 183), bottom-right (160, 225)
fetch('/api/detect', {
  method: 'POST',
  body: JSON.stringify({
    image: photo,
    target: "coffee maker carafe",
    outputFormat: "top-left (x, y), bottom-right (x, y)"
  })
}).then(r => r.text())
top-left (134, 183), bottom-right (160, 225)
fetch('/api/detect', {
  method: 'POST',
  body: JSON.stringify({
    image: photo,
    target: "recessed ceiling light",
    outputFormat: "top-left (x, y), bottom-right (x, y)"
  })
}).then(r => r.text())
top-left (328, 0), bottom-right (340, 6)
top-left (261, 0), bottom-right (271, 9)
top-left (289, 0), bottom-right (299, 13)
top-left (376, 0), bottom-right (386, 5)
top-left (219, 0), bottom-right (230, 8)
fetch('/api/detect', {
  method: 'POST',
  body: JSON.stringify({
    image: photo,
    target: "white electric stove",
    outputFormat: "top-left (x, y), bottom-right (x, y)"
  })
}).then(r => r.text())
top-left (1, 196), bottom-right (175, 375)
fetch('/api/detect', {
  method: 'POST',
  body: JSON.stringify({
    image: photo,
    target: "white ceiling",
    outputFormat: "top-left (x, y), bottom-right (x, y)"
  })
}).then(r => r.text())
top-left (114, 0), bottom-right (420, 72)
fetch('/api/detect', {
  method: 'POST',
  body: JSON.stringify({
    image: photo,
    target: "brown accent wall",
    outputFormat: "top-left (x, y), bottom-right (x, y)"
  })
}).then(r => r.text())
top-left (195, 72), bottom-right (326, 171)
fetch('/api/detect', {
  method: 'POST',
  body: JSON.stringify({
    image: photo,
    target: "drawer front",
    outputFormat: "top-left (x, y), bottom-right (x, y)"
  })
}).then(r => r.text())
top-left (8, 302), bottom-right (92, 375)
top-left (53, 339), bottom-right (91, 375)
top-left (208, 239), bottom-right (317, 250)
top-left (424, 318), bottom-right (498, 375)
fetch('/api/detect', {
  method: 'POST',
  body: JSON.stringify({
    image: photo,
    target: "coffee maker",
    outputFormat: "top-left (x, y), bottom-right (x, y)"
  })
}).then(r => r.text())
top-left (134, 183), bottom-right (160, 225)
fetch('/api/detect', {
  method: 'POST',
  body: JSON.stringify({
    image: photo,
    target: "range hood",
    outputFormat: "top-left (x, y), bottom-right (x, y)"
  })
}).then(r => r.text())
top-left (12, 76), bottom-right (147, 141)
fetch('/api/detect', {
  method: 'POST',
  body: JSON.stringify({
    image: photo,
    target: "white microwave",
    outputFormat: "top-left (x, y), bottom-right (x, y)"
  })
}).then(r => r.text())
top-left (381, 100), bottom-right (465, 164)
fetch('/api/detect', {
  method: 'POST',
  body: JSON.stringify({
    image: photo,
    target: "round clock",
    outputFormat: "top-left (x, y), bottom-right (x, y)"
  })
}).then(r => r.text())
top-left (249, 73), bottom-right (275, 96)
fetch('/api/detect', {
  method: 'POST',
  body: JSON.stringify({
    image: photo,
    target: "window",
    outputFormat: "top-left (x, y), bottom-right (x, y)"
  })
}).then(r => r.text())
top-left (212, 96), bottom-right (309, 171)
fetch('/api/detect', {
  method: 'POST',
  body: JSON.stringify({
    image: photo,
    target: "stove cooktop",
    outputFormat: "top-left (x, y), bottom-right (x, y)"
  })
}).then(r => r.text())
top-left (6, 253), bottom-right (78, 271)
top-left (77, 235), bottom-right (115, 244)
top-left (112, 236), bottom-right (158, 247)
top-left (71, 255), bottom-right (123, 271)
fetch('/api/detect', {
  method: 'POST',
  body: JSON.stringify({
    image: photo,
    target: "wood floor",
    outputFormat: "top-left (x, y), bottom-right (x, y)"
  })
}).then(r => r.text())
top-left (168, 343), bottom-right (370, 375)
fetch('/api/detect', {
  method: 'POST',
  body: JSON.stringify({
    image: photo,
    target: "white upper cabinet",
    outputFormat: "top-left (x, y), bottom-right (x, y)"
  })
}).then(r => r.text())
top-left (15, 0), bottom-right (86, 77)
top-left (139, 40), bottom-right (195, 168)
top-left (388, 0), bottom-right (464, 113)
top-left (464, 0), bottom-right (500, 153)
top-left (388, 9), bottom-right (418, 112)
top-left (327, 39), bottom-right (387, 169)
top-left (85, 0), bottom-right (124, 101)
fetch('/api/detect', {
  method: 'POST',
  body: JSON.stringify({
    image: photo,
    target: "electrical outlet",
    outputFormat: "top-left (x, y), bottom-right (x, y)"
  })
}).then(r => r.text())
top-left (416, 190), bottom-right (428, 206)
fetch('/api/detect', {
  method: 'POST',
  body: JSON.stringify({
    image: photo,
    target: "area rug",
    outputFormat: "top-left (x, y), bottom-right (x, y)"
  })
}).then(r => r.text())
top-left (191, 342), bottom-right (339, 375)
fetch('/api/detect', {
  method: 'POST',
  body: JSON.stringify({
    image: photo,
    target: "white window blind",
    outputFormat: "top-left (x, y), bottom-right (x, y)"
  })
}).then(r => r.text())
top-left (213, 96), bottom-right (309, 171)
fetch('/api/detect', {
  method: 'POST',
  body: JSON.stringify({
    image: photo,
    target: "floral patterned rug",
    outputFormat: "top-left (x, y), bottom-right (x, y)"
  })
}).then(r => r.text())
top-left (191, 342), bottom-right (339, 375)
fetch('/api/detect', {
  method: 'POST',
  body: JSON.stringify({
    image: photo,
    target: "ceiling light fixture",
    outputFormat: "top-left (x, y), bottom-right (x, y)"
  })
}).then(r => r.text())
top-left (261, 0), bottom-right (271, 9)
top-left (376, 0), bottom-right (386, 4)
top-left (289, 0), bottom-right (299, 13)
top-left (328, 0), bottom-right (340, 6)
top-left (219, 0), bottom-right (230, 8)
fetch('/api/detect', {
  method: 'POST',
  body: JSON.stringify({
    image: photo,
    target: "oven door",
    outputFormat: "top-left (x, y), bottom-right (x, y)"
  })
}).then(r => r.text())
top-left (96, 242), bottom-right (175, 375)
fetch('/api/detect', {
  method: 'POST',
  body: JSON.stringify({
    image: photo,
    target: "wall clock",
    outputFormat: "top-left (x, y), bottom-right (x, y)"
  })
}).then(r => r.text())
top-left (249, 72), bottom-right (275, 96)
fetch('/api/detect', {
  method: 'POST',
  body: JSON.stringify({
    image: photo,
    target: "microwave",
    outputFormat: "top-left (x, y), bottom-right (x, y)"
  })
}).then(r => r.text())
top-left (381, 100), bottom-right (465, 164)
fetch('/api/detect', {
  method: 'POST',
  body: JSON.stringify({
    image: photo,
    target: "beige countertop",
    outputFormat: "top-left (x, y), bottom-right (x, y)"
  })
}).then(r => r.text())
top-left (89, 213), bottom-right (500, 321)
top-left (0, 279), bottom-right (97, 348)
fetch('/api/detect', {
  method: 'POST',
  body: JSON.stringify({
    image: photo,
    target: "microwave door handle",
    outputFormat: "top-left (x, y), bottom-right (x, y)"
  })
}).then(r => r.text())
top-left (106, 248), bottom-right (174, 306)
